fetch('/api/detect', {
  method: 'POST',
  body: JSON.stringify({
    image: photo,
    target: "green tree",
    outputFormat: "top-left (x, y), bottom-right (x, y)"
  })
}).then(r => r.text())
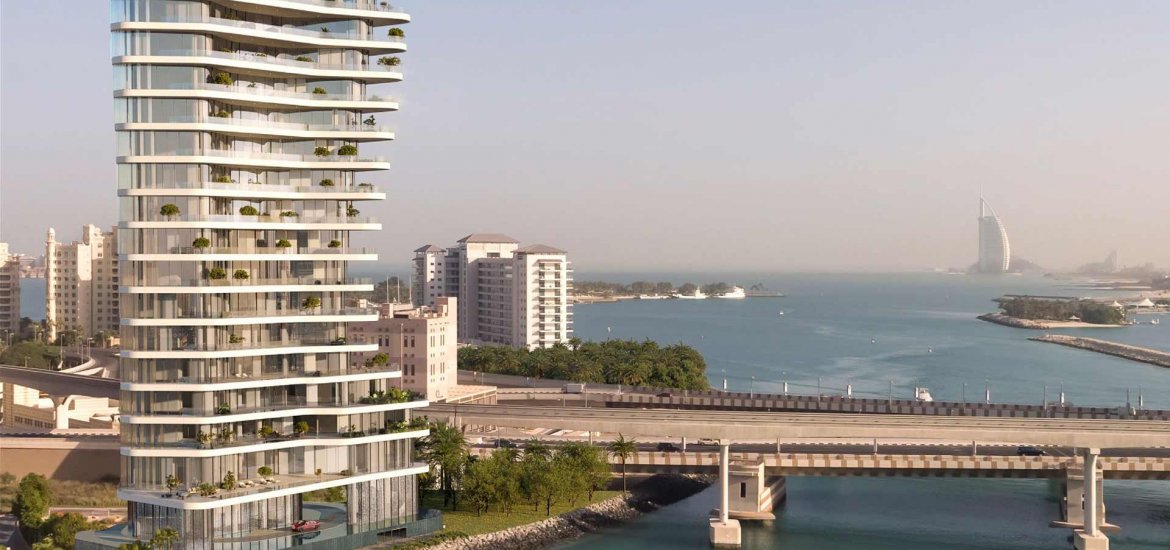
top-left (418, 422), bottom-right (468, 509)
top-left (559, 442), bottom-right (611, 502)
top-left (678, 283), bottom-right (698, 295)
top-left (606, 434), bottom-right (637, 495)
top-left (47, 512), bottom-right (89, 548)
top-left (460, 458), bottom-right (497, 516)
top-left (13, 473), bottom-right (52, 538)
top-left (150, 527), bottom-right (180, 550)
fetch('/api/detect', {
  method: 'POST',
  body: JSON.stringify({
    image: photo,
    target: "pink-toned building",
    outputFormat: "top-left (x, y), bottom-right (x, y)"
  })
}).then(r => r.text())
top-left (350, 297), bottom-right (457, 401)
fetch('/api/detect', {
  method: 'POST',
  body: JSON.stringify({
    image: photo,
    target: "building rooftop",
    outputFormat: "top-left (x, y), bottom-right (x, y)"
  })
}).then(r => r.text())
top-left (515, 244), bottom-right (566, 254)
top-left (457, 233), bottom-right (519, 244)
top-left (414, 244), bottom-right (445, 253)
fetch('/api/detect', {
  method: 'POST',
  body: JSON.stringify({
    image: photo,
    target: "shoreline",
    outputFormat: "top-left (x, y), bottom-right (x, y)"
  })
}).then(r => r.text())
top-left (976, 313), bottom-right (1124, 330)
top-left (1029, 335), bottom-right (1170, 369)
top-left (406, 474), bottom-right (711, 550)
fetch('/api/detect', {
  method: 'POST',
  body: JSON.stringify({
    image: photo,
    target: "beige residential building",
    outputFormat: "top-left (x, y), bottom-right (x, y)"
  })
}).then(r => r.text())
top-left (0, 243), bottom-right (21, 336)
top-left (412, 234), bottom-right (572, 349)
top-left (45, 225), bottom-right (120, 342)
top-left (350, 297), bottom-right (457, 401)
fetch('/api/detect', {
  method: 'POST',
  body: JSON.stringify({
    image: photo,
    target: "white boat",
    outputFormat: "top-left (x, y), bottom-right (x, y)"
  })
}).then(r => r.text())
top-left (1151, 318), bottom-right (1161, 326)
top-left (715, 286), bottom-right (746, 299)
top-left (914, 387), bottom-right (934, 402)
top-left (636, 295), bottom-right (670, 300)
top-left (676, 289), bottom-right (707, 300)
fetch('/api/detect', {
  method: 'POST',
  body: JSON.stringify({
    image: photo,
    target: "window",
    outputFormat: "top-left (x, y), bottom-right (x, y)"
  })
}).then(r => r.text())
top-left (740, 483), bottom-right (746, 499)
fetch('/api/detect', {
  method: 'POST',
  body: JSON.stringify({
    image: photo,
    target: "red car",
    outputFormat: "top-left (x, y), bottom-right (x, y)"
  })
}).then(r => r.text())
top-left (291, 520), bottom-right (321, 532)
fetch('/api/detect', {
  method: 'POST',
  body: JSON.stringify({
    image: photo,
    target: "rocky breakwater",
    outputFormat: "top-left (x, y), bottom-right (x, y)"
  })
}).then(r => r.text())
top-left (1030, 334), bottom-right (1170, 369)
top-left (425, 474), bottom-right (711, 550)
top-left (978, 313), bottom-right (1052, 329)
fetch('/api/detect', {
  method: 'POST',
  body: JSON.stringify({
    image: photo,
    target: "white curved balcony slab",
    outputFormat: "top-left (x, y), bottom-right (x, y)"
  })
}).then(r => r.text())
top-left (121, 366), bottom-right (400, 391)
top-left (114, 51), bottom-right (402, 82)
top-left (121, 428), bottom-right (425, 458)
top-left (121, 399), bottom-right (429, 425)
top-left (120, 215), bottom-right (380, 231)
top-left (118, 120), bottom-right (395, 141)
top-left (113, 17), bottom-right (407, 52)
top-left (116, 85), bottom-right (398, 111)
top-left (122, 248), bottom-right (378, 262)
top-left (122, 312), bottom-right (378, 327)
top-left (120, 341), bottom-right (377, 360)
top-left (119, 183), bottom-right (385, 201)
top-left (226, 0), bottom-right (411, 24)
top-left (121, 281), bottom-right (373, 294)
top-left (118, 151), bottom-right (390, 171)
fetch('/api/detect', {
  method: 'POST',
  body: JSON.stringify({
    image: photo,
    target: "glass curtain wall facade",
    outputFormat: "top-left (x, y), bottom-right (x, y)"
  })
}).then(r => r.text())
top-left (104, 1), bottom-right (426, 548)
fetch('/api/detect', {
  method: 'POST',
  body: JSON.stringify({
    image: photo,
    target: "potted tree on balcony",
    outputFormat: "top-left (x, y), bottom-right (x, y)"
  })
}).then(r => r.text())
top-left (275, 239), bottom-right (293, 249)
top-left (165, 475), bottom-right (181, 492)
top-left (258, 466), bottom-right (273, 477)
top-left (312, 87), bottom-right (327, 95)
top-left (327, 239), bottom-right (342, 248)
top-left (206, 267), bottom-right (227, 280)
top-left (378, 56), bottom-right (400, 67)
top-left (337, 144), bottom-right (358, 156)
top-left (319, 178), bottom-right (335, 187)
top-left (313, 146), bottom-right (331, 158)
top-left (196, 431), bottom-right (213, 449)
top-left (293, 421), bottom-right (310, 438)
top-left (301, 296), bottom-right (322, 311)
top-left (346, 205), bottom-right (360, 218)
top-left (220, 471), bottom-right (237, 492)
top-left (212, 72), bottom-right (234, 86)
top-left (239, 205), bottom-right (259, 216)
top-left (192, 237), bottom-right (211, 250)
top-left (388, 27), bottom-right (405, 38)
top-left (232, 269), bottom-right (249, 280)
top-left (159, 204), bottom-right (180, 219)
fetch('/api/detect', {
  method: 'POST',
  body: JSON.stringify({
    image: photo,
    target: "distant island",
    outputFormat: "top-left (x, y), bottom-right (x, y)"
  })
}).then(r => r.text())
top-left (573, 281), bottom-right (782, 300)
top-left (458, 339), bottom-right (710, 390)
top-left (978, 295), bottom-right (1126, 329)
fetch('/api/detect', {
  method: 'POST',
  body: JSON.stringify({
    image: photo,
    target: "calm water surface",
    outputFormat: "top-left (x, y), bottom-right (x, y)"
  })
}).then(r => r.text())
top-left (561, 273), bottom-right (1170, 550)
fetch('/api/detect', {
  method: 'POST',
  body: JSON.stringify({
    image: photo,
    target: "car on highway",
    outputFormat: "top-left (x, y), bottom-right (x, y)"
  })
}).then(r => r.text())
top-left (656, 391), bottom-right (673, 398)
top-left (497, 439), bottom-right (517, 449)
top-left (656, 442), bottom-right (679, 452)
top-left (1016, 445), bottom-right (1046, 456)
top-left (291, 520), bottom-right (321, 532)
top-left (697, 438), bottom-right (718, 446)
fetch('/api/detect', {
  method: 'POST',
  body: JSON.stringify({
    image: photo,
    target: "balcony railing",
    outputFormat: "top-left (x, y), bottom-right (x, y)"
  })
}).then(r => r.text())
top-left (124, 336), bottom-right (371, 354)
top-left (127, 114), bottom-right (394, 134)
top-left (123, 275), bottom-right (372, 288)
top-left (123, 148), bottom-right (387, 164)
top-left (144, 246), bottom-right (373, 255)
top-left (133, 213), bottom-right (379, 224)
top-left (116, 15), bottom-right (406, 44)
top-left (127, 397), bottom-right (428, 420)
top-left (125, 362), bottom-right (398, 385)
top-left (118, 81), bottom-right (396, 104)
top-left (127, 180), bottom-right (384, 194)
top-left (122, 49), bottom-right (402, 75)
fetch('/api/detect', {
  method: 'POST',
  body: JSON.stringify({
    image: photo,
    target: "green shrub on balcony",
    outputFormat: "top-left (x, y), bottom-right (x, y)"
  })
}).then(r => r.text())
top-left (301, 296), bottom-right (322, 310)
top-left (346, 205), bottom-right (360, 217)
top-left (279, 210), bottom-right (298, 217)
top-left (258, 425), bottom-right (275, 438)
top-left (358, 387), bottom-right (416, 405)
top-left (295, 55), bottom-right (312, 62)
top-left (197, 483), bottom-right (218, 497)
top-left (159, 204), bottom-right (180, 217)
top-left (192, 237), bottom-right (211, 249)
top-left (294, 421), bottom-right (310, 437)
top-left (196, 431), bottom-right (213, 448)
top-left (215, 403), bottom-right (232, 414)
top-left (276, 239), bottom-right (293, 248)
top-left (320, 27), bottom-right (330, 33)
top-left (220, 471), bottom-right (237, 492)
top-left (213, 111), bottom-right (230, 118)
top-left (378, 56), bottom-right (400, 66)
top-left (319, 178), bottom-right (335, 187)
top-left (363, 353), bottom-right (389, 367)
top-left (327, 239), bottom-right (342, 248)
top-left (206, 267), bottom-right (227, 280)
top-left (238, 205), bottom-right (259, 216)
top-left (212, 72), bottom-right (233, 86)
top-left (232, 269), bottom-right (249, 280)
top-left (258, 466), bottom-right (274, 476)
top-left (166, 475), bottom-right (181, 491)
top-left (337, 144), bottom-right (358, 156)
top-left (216, 427), bottom-right (233, 442)
top-left (312, 87), bottom-right (327, 95)
top-left (388, 27), bottom-right (405, 38)
top-left (358, 182), bottom-right (373, 188)
top-left (314, 146), bottom-right (331, 157)
top-left (228, 335), bottom-right (243, 344)
top-left (213, 175), bottom-right (233, 183)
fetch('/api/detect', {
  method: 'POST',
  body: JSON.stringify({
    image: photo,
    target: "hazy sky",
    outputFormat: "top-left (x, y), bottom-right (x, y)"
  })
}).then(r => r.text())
top-left (2, 1), bottom-right (1168, 272)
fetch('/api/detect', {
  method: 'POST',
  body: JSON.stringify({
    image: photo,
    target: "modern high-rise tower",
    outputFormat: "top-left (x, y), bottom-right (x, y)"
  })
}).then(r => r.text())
top-left (977, 196), bottom-right (1011, 273)
top-left (84, 2), bottom-right (433, 548)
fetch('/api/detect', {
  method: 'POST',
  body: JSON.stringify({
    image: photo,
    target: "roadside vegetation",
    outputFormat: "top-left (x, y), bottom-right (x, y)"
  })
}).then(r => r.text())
top-left (458, 339), bottom-right (709, 390)
top-left (0, 473), bottom-right (122, 510)
top-left (5, 473), bottom-right (120, 549)
top-left (414, 423), bottom-right (619, 537)
top-left (995, 296), bottom-right (1126, 325)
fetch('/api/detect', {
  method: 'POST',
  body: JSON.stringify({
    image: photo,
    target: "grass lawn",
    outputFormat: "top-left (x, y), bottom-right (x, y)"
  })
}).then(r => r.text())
top-left (419, 490), bottom-right (624, 536)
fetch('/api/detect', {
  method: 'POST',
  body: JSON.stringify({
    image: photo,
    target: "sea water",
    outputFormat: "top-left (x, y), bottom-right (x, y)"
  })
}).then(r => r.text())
top-left (560, 273), bottom-right (1170, 549)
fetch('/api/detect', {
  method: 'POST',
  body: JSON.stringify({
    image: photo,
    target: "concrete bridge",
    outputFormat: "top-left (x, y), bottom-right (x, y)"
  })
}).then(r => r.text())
top-left (434, 403), bottom-right (1170, 549)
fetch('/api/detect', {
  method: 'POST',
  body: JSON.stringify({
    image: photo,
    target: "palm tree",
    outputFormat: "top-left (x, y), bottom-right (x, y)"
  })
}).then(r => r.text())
top-left (606, 433), bottom-right (637, 495)
top-left (150, 527), bottom-right (179, 550)
top-left (418, 422), bottom-right (469, 508)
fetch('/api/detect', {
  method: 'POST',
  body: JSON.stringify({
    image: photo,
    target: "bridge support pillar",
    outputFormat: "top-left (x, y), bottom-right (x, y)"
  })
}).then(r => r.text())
top-left (710, 441), bottom-right (741, 548)
top-left (1074, 448), bottom-right (1108, 550)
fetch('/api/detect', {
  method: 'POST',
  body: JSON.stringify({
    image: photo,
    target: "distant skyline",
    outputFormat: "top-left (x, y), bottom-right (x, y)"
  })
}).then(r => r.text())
top-left (2, 1), bottom-right (1169, 271)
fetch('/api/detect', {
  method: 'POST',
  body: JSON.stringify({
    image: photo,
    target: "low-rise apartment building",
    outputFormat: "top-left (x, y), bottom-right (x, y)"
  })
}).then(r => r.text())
top-left (44, 225), bottom-right (120, 342)
top-left (350, 297), bottom-right (457, 401)
top-left (0, 243), bottom-right (20, 336)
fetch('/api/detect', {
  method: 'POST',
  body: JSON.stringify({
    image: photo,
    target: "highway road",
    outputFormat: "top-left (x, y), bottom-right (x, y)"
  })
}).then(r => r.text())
top-left (431, 403), bottom-right (1170, 449)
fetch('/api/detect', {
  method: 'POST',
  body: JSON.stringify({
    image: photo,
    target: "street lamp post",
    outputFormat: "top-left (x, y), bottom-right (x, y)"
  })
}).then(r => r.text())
top-left (750, 376), bottom-right (755, 399)
top-left (781, 371), bottom-right (788, 396)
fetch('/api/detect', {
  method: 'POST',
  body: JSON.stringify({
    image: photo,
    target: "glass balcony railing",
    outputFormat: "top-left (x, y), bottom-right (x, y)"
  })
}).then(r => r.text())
top-left (124, 362), bottom-right (399, 385)
top-left (127, 397), bottom-right (427, 419)
top-left (127, 180), bottom-right (384, 194)
top-left (124, 336), bottom-right (372, 354)
top-left (132, 213), bottom-right (379, 225)
top-left (118, 81), bottom-right (396, 104)
top-left (120, 49), bottom-right (402, 75)
top-left (117, 15), bottom-right (406, 44)
top-left (126, 114), bottom-right (394, 134)
top-left (136, 245), bottom-right (373, 255)
top-left (123, 275), bottom-right (373, 287)
top-left (125, 305), bottom-right (375, 320)
top-left (122, 148), bottom-right (387, 164)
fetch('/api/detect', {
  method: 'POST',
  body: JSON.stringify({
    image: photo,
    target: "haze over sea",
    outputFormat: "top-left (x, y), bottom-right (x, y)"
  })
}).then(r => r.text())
top-left (559, 273), bottom-right (1170, 550)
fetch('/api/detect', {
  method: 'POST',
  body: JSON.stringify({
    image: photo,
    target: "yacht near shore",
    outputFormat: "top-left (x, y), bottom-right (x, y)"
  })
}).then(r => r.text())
top-left (715, 286), bottom-right (747, 299)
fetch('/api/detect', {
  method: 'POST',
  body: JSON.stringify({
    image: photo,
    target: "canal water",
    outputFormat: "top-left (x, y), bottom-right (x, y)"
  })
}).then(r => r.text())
top-left (560, 273), bottom-right (1170, 549)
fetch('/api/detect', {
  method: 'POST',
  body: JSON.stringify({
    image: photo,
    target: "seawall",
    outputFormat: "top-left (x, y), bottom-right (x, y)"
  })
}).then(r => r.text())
top-left (420, 474), bottom-right (710, 550)
top-left (1029, 335), bottom-right (1170, 369)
